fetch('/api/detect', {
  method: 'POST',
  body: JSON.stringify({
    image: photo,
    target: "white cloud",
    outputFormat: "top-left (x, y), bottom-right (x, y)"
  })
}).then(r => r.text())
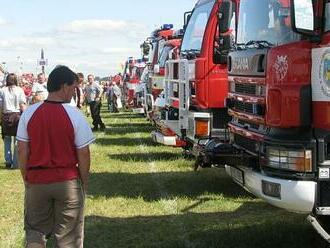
top-left (0, 19), bottom-right (149, 76)
top-left (100, 47), bottom-right (137, 54)
top-left (58, 18), bottom-right (148, 41)
top-left (0, 37), bottom-right (54, 49)
top-left (61, 19), bottom-right (127, 33)
top-left (0, 17), bottom-right (9, 26)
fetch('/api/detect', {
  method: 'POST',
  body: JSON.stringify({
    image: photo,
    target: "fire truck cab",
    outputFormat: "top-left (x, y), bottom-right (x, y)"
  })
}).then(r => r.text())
top-left (204, 0), bottom-right (330, 241)
top-left (150, 30), bottom-right (187, 146)
top-left (143, 24), bottom-right (175, 117)
top-left (156, 0), bottom-right (236, 151)
top-left (122, 57), bottom-right (146, 108)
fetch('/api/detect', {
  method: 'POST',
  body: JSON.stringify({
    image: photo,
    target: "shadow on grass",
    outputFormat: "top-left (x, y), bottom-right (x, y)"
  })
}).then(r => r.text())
top-left (106, 113), bottom-right (144, 119)
top-left (104, 126), bottom-right (153, 135)
top-left (84, 203), bottom-right (323, 248)
top-left (95, 137), bottom-right (159, 147)
top-left (102, 114), bottom-right (144, 120)
top-left (108, 152), bottom-right (178, 161)
top-left (107, 123), bottom-right (151, 128)
top-left (89, 169), bottom-right (251, 201)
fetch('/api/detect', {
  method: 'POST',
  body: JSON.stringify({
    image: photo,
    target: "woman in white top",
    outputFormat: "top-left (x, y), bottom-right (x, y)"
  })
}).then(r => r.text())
top-left (0, 73), bottom-right (26, 168)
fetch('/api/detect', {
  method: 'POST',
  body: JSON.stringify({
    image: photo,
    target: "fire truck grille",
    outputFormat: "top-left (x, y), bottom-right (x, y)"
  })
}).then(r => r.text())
top-left (234, 83), bottom-right (256, 95)
top-left (235, 101), bottom-right (253, 113)
top-left (319, 181), bottom-right (330, 206)
top-left (234, 134), bottom-right (258, 154)
top-left (237, 119), bottom-right (259, 130)
top-left (231, 99), bottom-right (265, 116)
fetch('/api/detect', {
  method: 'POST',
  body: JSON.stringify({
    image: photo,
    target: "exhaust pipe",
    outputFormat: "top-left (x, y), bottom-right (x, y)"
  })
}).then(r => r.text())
top-left (307, 214), bottom-right (330, 243)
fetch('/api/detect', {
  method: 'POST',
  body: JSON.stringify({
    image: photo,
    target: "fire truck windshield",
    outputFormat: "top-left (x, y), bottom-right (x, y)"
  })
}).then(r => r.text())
top-left (236, 0), bottom-right (301, 47)
top-left (180, 1), bottom-right (214, 55)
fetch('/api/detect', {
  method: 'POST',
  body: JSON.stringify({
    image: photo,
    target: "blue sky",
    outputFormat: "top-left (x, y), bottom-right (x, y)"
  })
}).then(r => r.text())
top-left (0, 0), bottom-right (195, 77)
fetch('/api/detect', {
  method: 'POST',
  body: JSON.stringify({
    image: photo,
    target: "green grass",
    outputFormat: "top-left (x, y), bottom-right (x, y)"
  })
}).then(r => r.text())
top-left (0, 106), bottom-right (327, 247)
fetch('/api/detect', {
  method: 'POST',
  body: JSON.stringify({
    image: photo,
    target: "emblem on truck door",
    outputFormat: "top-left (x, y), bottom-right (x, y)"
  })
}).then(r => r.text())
top-left (321, 52), bottom-right (330, 97)
top-left (273, 55), bottom-right (288, 81)
top-left (312, 48), bottom-right (330, 101)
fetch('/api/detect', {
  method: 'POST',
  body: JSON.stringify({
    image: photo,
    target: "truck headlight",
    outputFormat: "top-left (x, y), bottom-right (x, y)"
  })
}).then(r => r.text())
top-left (266, 147), bottom-right (312, 172)
top-left (195, 119), bottom-right (209, 137)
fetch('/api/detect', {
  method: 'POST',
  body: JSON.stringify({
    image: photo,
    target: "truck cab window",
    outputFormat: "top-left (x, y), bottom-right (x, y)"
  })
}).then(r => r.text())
top-left (181, 1), bottom-right (214, 55)
top-left (237, 0), bottom-right (300, 46)
top-left (325, 2), bottom-right (330, 32)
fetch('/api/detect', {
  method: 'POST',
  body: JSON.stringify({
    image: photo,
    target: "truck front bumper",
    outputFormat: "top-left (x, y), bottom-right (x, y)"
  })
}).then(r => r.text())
top-left (225, 165), bottom-right (316, 213)
top-left (151, 131), bottom-right (185, 147)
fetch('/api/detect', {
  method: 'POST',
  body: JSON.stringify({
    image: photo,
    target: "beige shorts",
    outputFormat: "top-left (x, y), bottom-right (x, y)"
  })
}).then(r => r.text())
top-left (24, 179), bottom-right (85, 248)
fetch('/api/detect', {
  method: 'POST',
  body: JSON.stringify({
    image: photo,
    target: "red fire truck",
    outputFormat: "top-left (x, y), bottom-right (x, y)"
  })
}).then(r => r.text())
top-left (143, 24), bottom-right (176, 117)
top-left (150, 30), bottom-right (187, 146)
top-left (122, 57), bottom-right (146, 108)
top-left (201, 0), bottom-right (330, 240)
top-left (152, 0), bottom-right (236, 151)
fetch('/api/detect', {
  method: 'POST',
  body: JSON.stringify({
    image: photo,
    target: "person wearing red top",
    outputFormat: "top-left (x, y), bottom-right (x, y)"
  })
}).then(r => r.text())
top-left (17, 65), bottom-right (94, 248)
top-left (22, 82), bottom-right (32, 104)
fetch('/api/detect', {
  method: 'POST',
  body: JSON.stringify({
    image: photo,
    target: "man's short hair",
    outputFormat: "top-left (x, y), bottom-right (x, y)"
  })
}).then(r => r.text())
top-left (47, 65), bottom-right (78, 92)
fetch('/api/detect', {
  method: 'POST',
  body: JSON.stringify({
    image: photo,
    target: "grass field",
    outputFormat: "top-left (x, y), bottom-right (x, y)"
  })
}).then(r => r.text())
top-left (0, 107), bottom-right (327, 247)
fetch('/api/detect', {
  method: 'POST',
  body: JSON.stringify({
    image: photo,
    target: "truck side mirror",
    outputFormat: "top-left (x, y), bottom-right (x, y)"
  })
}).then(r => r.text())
top-left (214, 36), bottom-right (231, 64)
top-left (215, 1), bottom-right (235, 65)
top-left (184, 11), bottom-right (192, 30)
top-left (218, 1), bottom-right (233, 33)
top-left (141, 41), bottom-right (150, 56)
top-left (291, 0), bottom-right (315, 35)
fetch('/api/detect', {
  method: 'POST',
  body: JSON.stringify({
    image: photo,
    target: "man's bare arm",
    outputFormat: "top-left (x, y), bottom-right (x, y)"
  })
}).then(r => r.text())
top-left (19, 103), bottom-right (26, 112)
top-left (17, 140), bottom-right (29, 183)
top-left (77, 146), bottom-right (91, 191)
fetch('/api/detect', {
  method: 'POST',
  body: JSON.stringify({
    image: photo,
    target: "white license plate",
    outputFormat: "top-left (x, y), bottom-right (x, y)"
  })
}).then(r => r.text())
top-left (319, 168), bottom-right (330, 179)
top-left (231, 167), bottom-right (244, 186)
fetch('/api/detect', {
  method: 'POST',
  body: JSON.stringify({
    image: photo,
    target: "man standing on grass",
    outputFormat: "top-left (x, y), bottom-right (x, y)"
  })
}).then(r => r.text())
top-left (85, 74), bottom-right (105, 131)
top-left (31, 73), bottom-right (48, 103)
top-left (17, 65), bottom-right (95, 248)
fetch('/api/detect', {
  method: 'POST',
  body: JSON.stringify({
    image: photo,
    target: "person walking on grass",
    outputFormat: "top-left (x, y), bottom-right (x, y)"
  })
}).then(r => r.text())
top-left (77, 73), bottom-right (91, 116)
top-left (17, 65), bottom-right (95, 248)
top-left (0, 73), bottom-right (26, 169)
top-left (85, 74), bottom-right (105, 131)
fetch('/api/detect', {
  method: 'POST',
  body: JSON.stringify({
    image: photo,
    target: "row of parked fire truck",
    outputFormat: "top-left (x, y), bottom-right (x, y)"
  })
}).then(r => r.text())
top-left (121, 0), bottom-right (330, 242)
